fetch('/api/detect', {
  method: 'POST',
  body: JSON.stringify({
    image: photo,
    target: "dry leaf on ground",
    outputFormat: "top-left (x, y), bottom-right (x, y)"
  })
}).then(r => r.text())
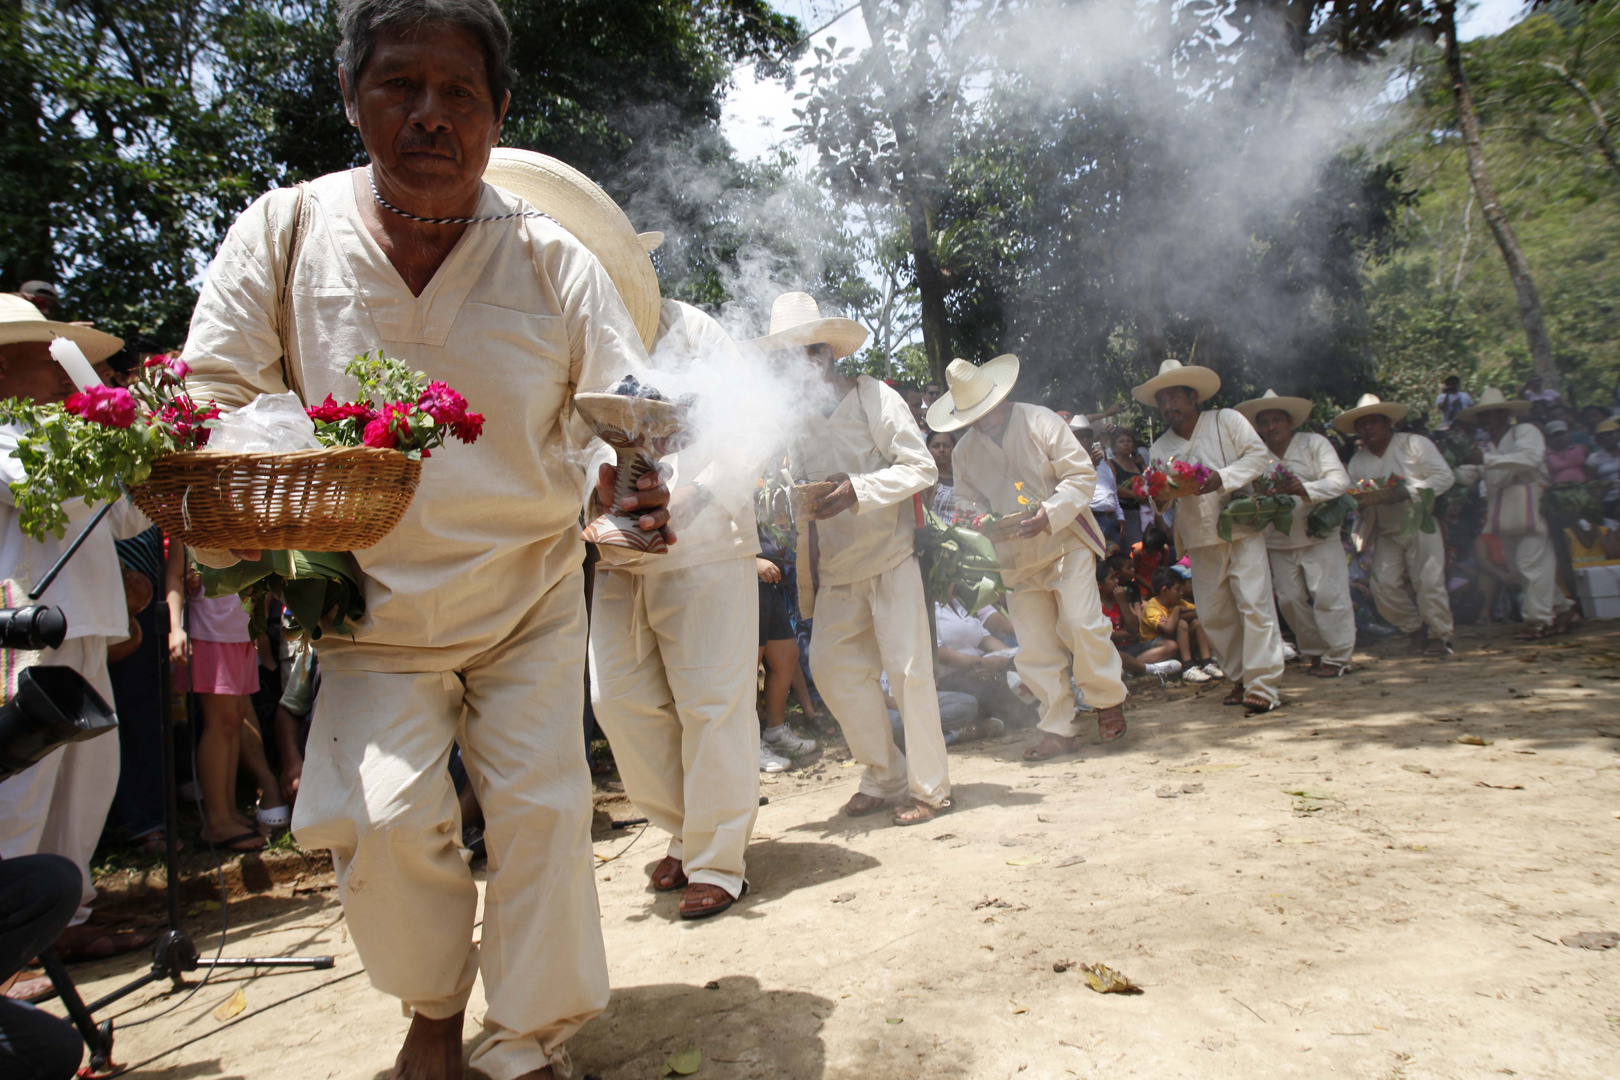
top-left (664, 1045), bottom-right (702, 1075)
top-left (1079, 963), bottom-right (1141, 994)
top-left (213, 986), bottom-right (247, 1022)
top-left (1560, 931), bottom-right (1618, 950)
top-left (1455, 734), bottom-right (1493, 746)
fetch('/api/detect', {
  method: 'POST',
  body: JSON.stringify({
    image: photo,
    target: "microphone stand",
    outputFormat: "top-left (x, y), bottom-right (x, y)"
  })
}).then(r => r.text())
top-left (29, 503), bottom-right (334, 1075)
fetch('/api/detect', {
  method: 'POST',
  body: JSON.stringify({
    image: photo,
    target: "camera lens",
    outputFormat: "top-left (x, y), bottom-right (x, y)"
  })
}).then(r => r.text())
top-left (0, 606), bottom-right (69, 651)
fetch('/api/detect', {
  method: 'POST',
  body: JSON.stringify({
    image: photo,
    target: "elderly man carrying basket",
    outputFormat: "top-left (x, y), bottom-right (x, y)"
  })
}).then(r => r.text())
top-left (180, 1), bottom-right (671, 1076)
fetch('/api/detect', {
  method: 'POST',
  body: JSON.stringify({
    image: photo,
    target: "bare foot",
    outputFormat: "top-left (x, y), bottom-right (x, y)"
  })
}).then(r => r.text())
top-left (1023, 733), bottom-right (1082, 760)
top-left (842, 792), bottom-right (887, 816)
top-left (391, 1011), bottom-right (464, 1080)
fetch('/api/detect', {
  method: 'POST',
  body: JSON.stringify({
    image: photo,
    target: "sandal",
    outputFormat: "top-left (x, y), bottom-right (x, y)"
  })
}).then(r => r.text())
top-left (843, 793), bottom-right (888, 817)
top-left (1023, 733), bottom-right (1083, 761)
top-left (892, 798), bottom-right (952, 827)
top-left (1096, 705), bottom-right (1126, 742)
top-left (1308, 662), bottom-right (1350, 678)
top-left (1551, 609), bottom-right (1577, 636)
top-left (1223, 683), bottom-right (1247, 706)
top-left (255, 803), bottom-right (291, 833)
top-left (649, 856), bottom-right (687, 892)
top-left (678, 881), bottom-right (747, 920)
top-left (196, 828), bottom-right (265, 853)
top-left (1424, 638), bottom-right (1454, 655)
top-left (52, 924), bottom-right (156, 963)
top-left (1241, 694), bottom-right (1280, 715)
top-left (4, 974), bottom-right (55, 1003)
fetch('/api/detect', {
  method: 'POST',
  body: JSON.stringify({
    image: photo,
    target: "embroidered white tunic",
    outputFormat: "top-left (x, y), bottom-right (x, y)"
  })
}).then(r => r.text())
top-left (1147, 408), bottom-right (1272, 551)
top-left (183, 172), bottom-right (647, 671)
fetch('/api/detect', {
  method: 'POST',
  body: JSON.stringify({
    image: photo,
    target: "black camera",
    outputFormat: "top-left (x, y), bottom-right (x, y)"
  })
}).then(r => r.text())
top-left (0, 604), bottom-right (69, 651)
top-left (0, 667), bottom-right (118, 780)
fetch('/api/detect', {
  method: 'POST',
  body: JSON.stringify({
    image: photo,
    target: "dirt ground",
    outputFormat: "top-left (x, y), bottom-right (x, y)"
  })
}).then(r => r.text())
top-left (49, 621), bottom-right (1620, 1080)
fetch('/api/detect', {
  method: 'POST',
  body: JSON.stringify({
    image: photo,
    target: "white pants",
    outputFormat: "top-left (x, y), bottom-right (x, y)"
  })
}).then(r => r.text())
top-left (1007, 550), bottom-right (1126, 736)
top-left (1269, 541), bottom-right (1356, 667)
top-left (1370, 527), bottom-right (1454, 640)
top-left (1506, 532), bottom-right (1574, 629)
top-left (810, 557), bottom-right (949, 806)
top-left (1188, 536), bottom-right (1286, 705)
top-left (293, 572), bottom-right (607, 1080)
top-left (0, 636), bottom-right (118, 924)
top-left (589, 559), bottom-right (760, 898)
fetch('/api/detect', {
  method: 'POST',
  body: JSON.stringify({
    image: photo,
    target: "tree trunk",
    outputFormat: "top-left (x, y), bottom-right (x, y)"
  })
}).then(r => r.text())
top-left (862, 0), bottom-right (952, 386)
top-left (1439, 2), bottom-right (1559, 389)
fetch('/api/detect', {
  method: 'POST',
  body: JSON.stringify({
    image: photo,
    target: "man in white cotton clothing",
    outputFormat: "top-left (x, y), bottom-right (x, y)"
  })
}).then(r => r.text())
top-left (1235, 389), bottom-right (1356, 678)
top-left (751, 292), bottom-right (949, 827)
top-left (180, 3), bottom-right (674, 1075)
top-left (1456, 387), bottom-right (1576, 638)
top-left (1337, 394), bottom-right (1456, 658)
top-left (577, 276), bottom-right (766, 921)
top-left (1137, 359), bottom-right (1286, 714)
top-left (0, 295), bottom-right (154, 963)
top-left (936, 356), bottom-right (1128, 761)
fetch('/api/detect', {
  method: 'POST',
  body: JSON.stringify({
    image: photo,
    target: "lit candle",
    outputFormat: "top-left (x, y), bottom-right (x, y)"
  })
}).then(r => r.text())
top-left (48, 337), bottom-right (100, 392)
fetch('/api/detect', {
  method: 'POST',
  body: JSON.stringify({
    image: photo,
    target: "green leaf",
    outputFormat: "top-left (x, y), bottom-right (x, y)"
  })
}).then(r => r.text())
top-left (664, 1045), bottom-right (702, 1075)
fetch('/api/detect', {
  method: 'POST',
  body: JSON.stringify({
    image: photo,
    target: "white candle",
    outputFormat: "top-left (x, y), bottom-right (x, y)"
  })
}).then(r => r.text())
top-left (48, 337), bottom-right (101, 392)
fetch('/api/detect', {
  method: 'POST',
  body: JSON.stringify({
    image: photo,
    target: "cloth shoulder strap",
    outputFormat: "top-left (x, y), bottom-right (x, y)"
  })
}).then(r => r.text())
top-left (269, 182), bottom-right (312, 404)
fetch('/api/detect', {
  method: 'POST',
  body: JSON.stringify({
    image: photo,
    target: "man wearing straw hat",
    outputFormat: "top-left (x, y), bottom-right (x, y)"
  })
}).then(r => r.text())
top-left (1456, 387), bottom-right (1576, 638)
top-left (180, 1), bottom-right (673, 1075)
top-left (751, 292), bottom-right (950, 826)
top-left (933, 357), bottom-right (1128, 758)
top-left (1337, 394), bottom-right (1456, 656)
top-left (1136, 359), bottom-right (1286, 713)
top-left (0, 294), bottom-right (158, 962)
top-left (1235, 389), bottom-right (1356, 678)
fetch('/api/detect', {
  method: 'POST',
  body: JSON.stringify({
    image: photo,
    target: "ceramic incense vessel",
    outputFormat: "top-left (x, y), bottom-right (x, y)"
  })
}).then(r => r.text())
top-left (575, 390), bottom-right (688, 554)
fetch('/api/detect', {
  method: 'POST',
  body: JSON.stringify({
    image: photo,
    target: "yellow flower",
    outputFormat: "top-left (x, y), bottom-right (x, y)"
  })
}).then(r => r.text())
top-left (1018, 495), bottom-right (1031, 506)
top-left (1014, 481), bottom-right (1025, 490)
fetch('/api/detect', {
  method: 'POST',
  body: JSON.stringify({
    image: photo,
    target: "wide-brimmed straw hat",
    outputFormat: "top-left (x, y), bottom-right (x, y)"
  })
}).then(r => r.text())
top-left (1456, 386), bottom-right (1531, 423)
top-left (1331, 393), bottom-right (1409, 436)
top-left (745, 292), bottom-right (868, 360)
top-left (0, 292), bottom-right (123, 363)
top-left (1131, 358), bottom-right (1222, 408)
top-left (637, 231), bottom-right (665, 253)
top-left (927, 355), bottom-right (1021, 433)
top-left (483, 149), bottom-right (660, 351)
top-left (1597, 417), bottom-right (1620, 435)
top-left (1235, 388), bottom-right (1312, 428)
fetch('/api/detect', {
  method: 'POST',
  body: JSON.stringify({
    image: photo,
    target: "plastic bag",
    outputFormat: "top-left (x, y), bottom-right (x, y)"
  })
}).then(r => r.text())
top-left (209, 393), bottom-right (321, 453)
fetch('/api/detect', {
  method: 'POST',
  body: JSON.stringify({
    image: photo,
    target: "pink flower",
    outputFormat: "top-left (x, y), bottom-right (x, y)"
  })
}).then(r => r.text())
top-left (160, 395), bottom-right (220, 447)
top-left (65, 384), bottom-right (137, 429)
top-left (418, 382), bottom-right (469, 425)
top-left (307, 394), bottom-right (377, 425)
top-left (362, 402), bottom-right (414, 450)
top-left (452, 412), bottom-right (484, 444)
top-left (143, 353), bottom-right (190, 380)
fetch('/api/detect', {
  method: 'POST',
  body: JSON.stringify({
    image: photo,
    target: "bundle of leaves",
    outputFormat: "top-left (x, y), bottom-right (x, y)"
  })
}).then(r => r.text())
top-left (1305, 494), bottom-right (1358, 540)
top-left (197, 549), bottom-right (364, 640)
top-left (1398, 486), bottom-right (1439, 541)
top-left (917, 506), bottom-right (1005, 611)
top-left (1217, 493), bottom-right (1295, 542)
top-left (1542, 481), bottom-right (1603, 527)
top-left (0, 354), bottom-right (218, 540)
top-left (306, 352), bottom-right (484, 459)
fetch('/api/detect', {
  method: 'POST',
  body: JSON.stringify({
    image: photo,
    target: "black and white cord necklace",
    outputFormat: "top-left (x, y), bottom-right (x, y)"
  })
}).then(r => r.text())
top-left (367, 166), bottom-right (553, 226)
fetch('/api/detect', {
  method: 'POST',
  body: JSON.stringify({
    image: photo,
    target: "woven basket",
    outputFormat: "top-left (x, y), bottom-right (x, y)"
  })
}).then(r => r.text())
top-left (1352, 485), bottom-right (1407, 508)
top-left (130, 448), bottom-right (421, 551)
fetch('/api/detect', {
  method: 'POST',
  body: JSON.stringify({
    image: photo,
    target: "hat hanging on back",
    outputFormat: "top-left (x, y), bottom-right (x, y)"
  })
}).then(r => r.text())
top-left (1455, 386), bottom-right (1531, 423)
top-left (0, 293), bottom-right (123, 363)
top-left (1131, 358), bottom-right (1221, 408)
top-left (1331, 393), bottom-right (1409, 436)
top-left (18, 281), bottom-right (59, 301)
top-left (482, 148), bottom-right (661, 351)
top-left (1235, 388), bottom-right (1312, 428)
top-left (927, 355), bottom-right (1021, 433)
top-left (744, 292), bottom-right (868, 359)
top-left (637, 232), bottom-right (665, 253)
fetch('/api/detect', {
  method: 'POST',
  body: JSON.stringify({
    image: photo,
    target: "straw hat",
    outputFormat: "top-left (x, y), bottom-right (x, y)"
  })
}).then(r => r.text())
top-left (1235, 388), bottom-right (1312, 428)
top-left (927, 355), bottom-right (1021, 433)
top-left (1131, 358), bottom-right (1221, 408)
top-left (637, 231), bottom-right (665, 253)
top-left (0, 293), bottom-right (123, 363)
top-left (745, 292), bottom-right (868, 360)
top-left (1596, 417), bottom-right (1619, 435)
top-left (482, 148), bottom-right (660, 351)
top-left (1456, 386), bottom-right (1531, 423)
top-left (1331, 393), bottom-right (1409, 436)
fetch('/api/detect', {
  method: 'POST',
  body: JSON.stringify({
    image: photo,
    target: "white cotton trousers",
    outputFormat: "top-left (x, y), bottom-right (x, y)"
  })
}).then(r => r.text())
top-left (1269, 541), bottom-right (1356, 668)
top-left (292, 572), bottom-right (607, 1080)
top-left (1006, 550), bottom-right (1126, 736)
top-left (1370, 527), bottom-right (1454, 641)
top-left (810, 556), bottom-right (950, 807)
top-left (1506, 532), bottom-right (1574, 629)
top-left (588, 558), bottom-right (760, 899)
top-left (0, 636), bottom-right (118, 924)
top-left (1188, 537), bottom-right (1286, 705)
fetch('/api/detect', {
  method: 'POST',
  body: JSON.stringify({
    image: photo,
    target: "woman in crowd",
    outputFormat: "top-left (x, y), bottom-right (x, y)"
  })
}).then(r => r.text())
top-left (1544, 421), bottom-right (1587, 485)
top-left (927, 429), bottom-right (957, 515)
top-left (1107, 427), bottom-right (1148, 547)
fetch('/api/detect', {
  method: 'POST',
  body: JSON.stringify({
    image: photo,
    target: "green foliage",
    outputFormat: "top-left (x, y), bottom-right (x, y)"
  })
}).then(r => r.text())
top-left (198, 548), bottom-right (365, 639)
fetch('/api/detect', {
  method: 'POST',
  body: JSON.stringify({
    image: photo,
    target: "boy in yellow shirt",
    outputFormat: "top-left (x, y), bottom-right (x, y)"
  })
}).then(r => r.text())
top-left (1142, 568), bottom-right (1219, 683)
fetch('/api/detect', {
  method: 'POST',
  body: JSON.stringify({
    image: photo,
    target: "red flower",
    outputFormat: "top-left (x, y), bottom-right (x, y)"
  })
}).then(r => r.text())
top-left (362, 402), bottom-right (414, 450)
top-left (159, 395), bottom-right (221, 447)
top-left (451, 412), bottom-right (484, 443)
top-left (65, 385), bottom-right (137, 429)
top-left (307, 394), bottom-right (376, 425)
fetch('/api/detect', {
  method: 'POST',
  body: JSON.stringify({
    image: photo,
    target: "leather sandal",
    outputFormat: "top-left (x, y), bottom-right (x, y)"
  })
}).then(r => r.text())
top-left (1222, 683), bottom-right (1247, 706)
top-left (679, 881), bottom-right (747, 920)
top-left (1241, 694), bottom-right (1280, 715)
top-left (892, 798), bottom-right (951, 827)
top-left (843, 793), bottom-right (888, 817)
top-left (1308, 662), bottom-right (1350, 678)
top-left (649, 856), bottom-right (687, 892)
top-left (1096, 705), bottom-right (1126, 742)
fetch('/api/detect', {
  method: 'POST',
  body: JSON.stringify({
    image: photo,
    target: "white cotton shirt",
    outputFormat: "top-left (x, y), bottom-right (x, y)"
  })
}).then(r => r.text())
top-left (1263, 431), bottom-right (1350, 551)
top-left (183, 170), bottom-right (647, 672)
top-left (1347, 432), bottom-right (1456, 540)
top-left (0, 423), bottom-right (147, 640)
top-left (935, 599), bottom-right (990, 655)
top-left (791, 376), bottom-right (937, 588)
top-left (1147, 408), bottom-right (1272, 551)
